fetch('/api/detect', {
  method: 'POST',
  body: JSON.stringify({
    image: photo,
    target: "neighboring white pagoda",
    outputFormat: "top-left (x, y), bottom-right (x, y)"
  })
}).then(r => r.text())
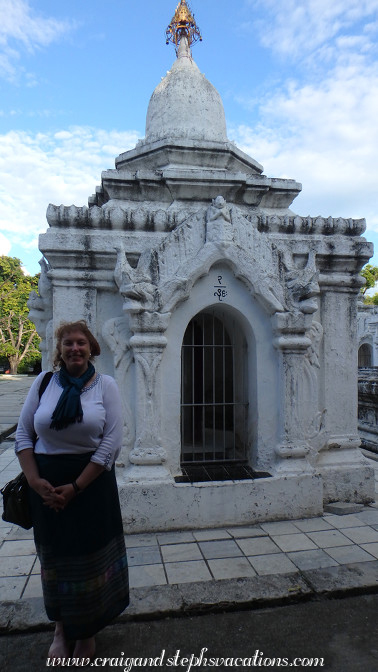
top-left (29, 1), bottom-right (375, 532)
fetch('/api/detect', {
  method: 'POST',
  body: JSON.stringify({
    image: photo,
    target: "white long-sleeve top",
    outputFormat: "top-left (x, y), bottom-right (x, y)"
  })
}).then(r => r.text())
top-left (15, 371), bottom-right (123, 471)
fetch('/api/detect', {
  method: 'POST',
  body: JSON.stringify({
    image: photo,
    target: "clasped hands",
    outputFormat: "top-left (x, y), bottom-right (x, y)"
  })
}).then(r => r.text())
top-left (31, 478), bottom-right (77, 511)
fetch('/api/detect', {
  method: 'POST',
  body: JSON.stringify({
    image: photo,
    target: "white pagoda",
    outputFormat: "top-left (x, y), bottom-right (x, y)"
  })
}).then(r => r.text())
top-left (29, 1), bottom-right (375, 531)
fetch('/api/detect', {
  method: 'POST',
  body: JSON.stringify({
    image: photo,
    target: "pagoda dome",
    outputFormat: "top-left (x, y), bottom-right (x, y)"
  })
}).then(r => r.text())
top-left (145, 37), bottom-right (228, 144)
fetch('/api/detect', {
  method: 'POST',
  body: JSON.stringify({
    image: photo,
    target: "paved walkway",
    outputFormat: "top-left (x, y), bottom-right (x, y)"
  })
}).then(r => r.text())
top-left (1, 374), bottom-right (378, 632)
top-left (0, 374), bottom-right (35, 441)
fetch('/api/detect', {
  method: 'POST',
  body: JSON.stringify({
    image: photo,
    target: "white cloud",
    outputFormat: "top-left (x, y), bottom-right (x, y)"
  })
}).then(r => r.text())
top-left (0, 231), bottom-right (11, 255)
top-left (231, 60), bottom-right (378, 229)
top-left (0, 0), bottom-right (74, 81)
top-left (0, 126), bottom-right (140, 254)
top-left (234, 0), bottom-right (378, 236)
top-left (247, 0), bottom-right (378, 63)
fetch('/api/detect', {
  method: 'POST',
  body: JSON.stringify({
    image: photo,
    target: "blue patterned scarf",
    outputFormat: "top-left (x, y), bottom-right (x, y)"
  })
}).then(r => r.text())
top-left (50, 362), bottom-right (95, 430)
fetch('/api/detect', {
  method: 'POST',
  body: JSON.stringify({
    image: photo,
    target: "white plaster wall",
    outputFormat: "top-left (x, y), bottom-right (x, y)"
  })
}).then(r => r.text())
top-left (119, 473), bottom-right (323, 533)
top-left (52, 285), bottom-right (97, 337)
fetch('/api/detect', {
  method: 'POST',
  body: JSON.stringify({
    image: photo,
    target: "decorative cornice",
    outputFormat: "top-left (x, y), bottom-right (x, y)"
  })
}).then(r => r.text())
top-left (250, 214), bottom-right (366, 236)
top-left (46, 203), bottom-right (366, 238)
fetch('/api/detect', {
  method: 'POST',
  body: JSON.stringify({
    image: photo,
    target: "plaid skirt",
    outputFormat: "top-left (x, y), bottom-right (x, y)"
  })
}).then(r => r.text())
top-left (30, 453), bottom-right (129, 640)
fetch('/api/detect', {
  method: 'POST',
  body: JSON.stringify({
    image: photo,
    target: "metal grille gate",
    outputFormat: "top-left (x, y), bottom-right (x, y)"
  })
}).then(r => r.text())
top-left (358, 343), bottom-right (372, 368)
top-left (181, 310), bottom-right (248, 464)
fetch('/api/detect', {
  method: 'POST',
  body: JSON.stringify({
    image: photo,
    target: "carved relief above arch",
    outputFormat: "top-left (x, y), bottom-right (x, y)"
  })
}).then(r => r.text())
top-left (113, 198), bottom-right (291, 320)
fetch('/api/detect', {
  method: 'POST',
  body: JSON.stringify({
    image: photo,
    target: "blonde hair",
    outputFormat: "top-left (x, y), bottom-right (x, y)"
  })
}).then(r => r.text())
top-left (53, 320), bottom-right (101, 369)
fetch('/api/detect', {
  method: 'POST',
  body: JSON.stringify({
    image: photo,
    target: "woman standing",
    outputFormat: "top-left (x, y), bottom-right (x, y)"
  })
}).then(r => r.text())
top-left (15, 320), bottom-right (129, 662)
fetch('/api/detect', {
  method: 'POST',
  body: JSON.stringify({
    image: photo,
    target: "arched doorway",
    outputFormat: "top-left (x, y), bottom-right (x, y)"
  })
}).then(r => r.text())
top-left (180, 308), bottom-right (248, 465)
top-left (358, 343), bottom-right (372, 368)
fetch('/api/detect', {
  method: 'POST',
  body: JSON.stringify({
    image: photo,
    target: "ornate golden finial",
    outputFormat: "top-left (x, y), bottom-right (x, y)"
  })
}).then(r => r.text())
top-left (166, 0), bottom-right (202, 52)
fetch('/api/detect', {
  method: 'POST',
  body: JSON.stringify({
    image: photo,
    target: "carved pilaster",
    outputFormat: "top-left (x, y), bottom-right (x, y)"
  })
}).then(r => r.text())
top-left (128, 312), bottom-right (171, 474)
top-left (317, 270), bottom-right (365, 466)
top-left (273, 312), bottom-right (315, 472)
top-left (102, 317), bottom-right (134, 465)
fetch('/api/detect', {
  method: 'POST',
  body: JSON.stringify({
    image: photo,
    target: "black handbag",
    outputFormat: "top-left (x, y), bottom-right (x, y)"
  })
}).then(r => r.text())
top-left (1, 472), bottom-right (32, 529)
top-left (1, 371), bottom-right (53, 529)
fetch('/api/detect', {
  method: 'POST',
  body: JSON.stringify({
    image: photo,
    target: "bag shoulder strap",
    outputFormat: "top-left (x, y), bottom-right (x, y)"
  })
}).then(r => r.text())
top-left (38, 371), bottom-right (53, 400)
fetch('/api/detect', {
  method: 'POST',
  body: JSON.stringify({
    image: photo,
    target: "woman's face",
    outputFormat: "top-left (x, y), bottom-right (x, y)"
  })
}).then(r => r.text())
top-left (59, 329), bottom-right (91, 377)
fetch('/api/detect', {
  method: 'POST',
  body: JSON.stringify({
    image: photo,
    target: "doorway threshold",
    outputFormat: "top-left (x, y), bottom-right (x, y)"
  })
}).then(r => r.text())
top-left (175, 463), bottom-right (272, 484)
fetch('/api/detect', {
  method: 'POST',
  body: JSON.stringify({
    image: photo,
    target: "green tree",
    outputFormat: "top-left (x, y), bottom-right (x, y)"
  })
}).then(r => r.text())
top-left (0, 256), bottom-right (24, 283)
top-left (0, 256), bottom-right (41, 374)
top-left (363, 293), bottom-right (378, 305)
top-left (360, 264), bottom-right (378, 296)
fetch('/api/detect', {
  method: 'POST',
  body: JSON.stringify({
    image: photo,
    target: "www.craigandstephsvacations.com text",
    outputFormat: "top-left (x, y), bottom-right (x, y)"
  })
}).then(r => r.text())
top-left (46, 648), bottom-right (325, 669)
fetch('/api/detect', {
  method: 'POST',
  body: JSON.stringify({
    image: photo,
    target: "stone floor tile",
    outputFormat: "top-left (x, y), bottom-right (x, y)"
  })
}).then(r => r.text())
top-left (4, 527), bottom-right (34, 541)
top-left (360, 543), bottom-right (378, 559)
top-left (323, 514), bottom-right (366, 529)
top-left (236, 537), bottom-right (281, 556)
top-left (199, 539), bottom-right (243, 559)
top-left (325, 545), bottom-right (377, 564)
top-left (227, 526), bottom-right (267, 539)
top-left (2, 457), bottom-right (19, 466)
top-left (271, 534), bottom-right (318, 553)
top-left (306, 530), bottom-right (356, 548)
top-left (165, 560), bottom-right (212, 584)
top-left (324, 502), bottom-right (364, 515)
top-left (0, 447), bottom-right (16, 456)
top-left (4, 466), bottom-right (21, 474)
top-left (249, 553), bottom-right (299, 576)
top-left (125, 533), bottom-right (158, 548)
top-left (260, 521), bottom-right (301, 535)
top-left (156, 531), bottom-right (195, 545)
top-left (161, 542), bottom-right (202, 563)
top-left (292, 518), bottom-right (334, 533)
top-left (0, 539), bottom-right (36, 556)
top-left (208, 557), bottom-right (256, 580)
top-left (0, 576), bottom-right (25, 600)
top-left (355, 509), bottom-right (378, 525)
top-left (341, 526), bottom-right (378, 544)
top-left (0, 555), bottom-right (35, 577)
top-left (22, 574), bottom-right (43, 599)
top-left (192, 529), bottom-right (231, 541)
top-left (31, 557), bottom-right (41, 575)
top-left (128, 563), bottom-right (167, 588)
top-left (0, 459), bottom-right (15, 468)
top-left (287, 549), bottom-right (339, 570)
top-left (127, 546), bottom-right (161, 566)
top-left (0, 521), bottom-right (12, 536)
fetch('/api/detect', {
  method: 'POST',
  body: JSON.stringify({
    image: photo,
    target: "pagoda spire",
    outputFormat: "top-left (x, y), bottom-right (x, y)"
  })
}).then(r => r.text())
top-left (166, 0), bottom-right (202, 54)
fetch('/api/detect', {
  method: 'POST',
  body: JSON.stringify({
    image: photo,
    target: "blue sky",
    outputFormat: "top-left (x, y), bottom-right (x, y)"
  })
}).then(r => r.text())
top-left (1, 0), bottom-right (378, 275)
